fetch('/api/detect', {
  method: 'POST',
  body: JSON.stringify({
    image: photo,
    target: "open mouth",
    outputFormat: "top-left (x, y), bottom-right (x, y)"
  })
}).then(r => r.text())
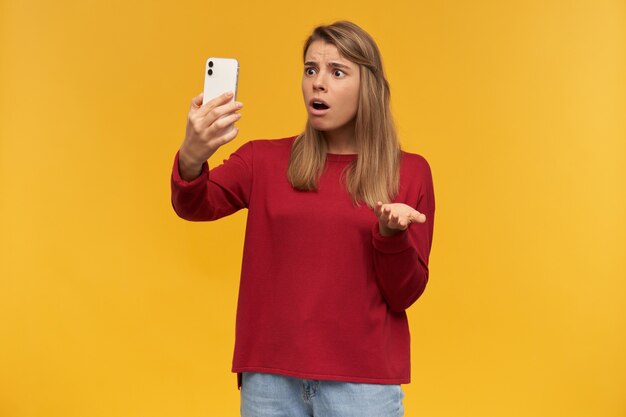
top-left (312, 101), bottom-right (329, 110)
top-left (310, 99), bottom-right (330, 111)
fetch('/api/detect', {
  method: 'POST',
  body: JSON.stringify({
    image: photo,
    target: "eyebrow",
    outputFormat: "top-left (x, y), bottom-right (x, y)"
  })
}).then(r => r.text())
top-left (304, 60), bottom-right (351, 70)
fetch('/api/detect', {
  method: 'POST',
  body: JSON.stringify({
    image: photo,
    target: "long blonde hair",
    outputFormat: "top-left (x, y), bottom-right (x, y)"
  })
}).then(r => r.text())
top-left (287, 21), bottom-right (400, 207)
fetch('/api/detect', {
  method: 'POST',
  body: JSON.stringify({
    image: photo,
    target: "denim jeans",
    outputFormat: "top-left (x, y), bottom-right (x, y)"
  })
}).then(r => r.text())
top-left (240, 372), bottom-right (405, 417)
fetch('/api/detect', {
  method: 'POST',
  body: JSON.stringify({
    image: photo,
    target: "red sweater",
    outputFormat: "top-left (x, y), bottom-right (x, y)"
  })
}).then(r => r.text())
top-left (171, 136), bottom-right (435, 387)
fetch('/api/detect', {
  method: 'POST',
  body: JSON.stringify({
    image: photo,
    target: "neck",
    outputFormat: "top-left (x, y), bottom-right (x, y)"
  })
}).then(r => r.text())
top-left (324, 122), bottom-right (357, 154)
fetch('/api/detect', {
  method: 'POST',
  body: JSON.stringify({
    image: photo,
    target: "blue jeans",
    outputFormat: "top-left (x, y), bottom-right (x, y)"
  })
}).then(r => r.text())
top-left (240, 372), bottom-right (405, 417)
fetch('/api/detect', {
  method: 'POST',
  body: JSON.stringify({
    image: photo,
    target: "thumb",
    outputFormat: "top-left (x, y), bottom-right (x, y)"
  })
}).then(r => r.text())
top-left (410, 210), bottom-right (427, 224)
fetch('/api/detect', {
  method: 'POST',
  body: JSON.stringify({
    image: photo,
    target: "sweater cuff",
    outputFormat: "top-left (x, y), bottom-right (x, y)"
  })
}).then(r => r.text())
top-left (172, 151), bottom-right (209, 188)
top-left (371, 222), bottom-right (413, 254)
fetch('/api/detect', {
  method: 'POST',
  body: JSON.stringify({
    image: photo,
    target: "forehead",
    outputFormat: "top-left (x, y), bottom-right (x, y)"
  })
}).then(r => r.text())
top-left (305, 40), bottom-right (355, 66)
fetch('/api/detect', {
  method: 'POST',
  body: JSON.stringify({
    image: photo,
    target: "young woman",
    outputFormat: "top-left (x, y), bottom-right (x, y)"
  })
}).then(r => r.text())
top-left (172, 21), bottom-right (435, 417)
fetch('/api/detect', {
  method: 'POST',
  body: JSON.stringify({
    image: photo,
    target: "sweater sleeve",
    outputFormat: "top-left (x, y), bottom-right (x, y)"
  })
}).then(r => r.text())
top-left (170, 141), bottom-right (254, 221)
top-left (371, 158), bottom-right (435, 312)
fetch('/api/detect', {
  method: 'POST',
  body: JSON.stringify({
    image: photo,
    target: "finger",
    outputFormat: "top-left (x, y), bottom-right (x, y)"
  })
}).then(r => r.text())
top-left (384, 208), bottom-right (393, 224)
top-left (202, 100), bottom-right (244, 126)
top-left (387, 213), bottom-right (395, 227)
top-left (376, 203), bottom-right (389, 219)
top-left (199, 91), bottom-right (236, 115)
top-left (389, 213), bottom-right (402, 229)
top-left (214, 126), bottom-right (240, 147)
top-left (374, 201), bottom-right (384, 218)
top-left (397, 216), bottom-right (409, 229)
top-left (210, 112), bottom-right (242, 132)
top-left (409, 210), bottom-right (427, 224)
top-left (190, 92), bottom-right (204, 111)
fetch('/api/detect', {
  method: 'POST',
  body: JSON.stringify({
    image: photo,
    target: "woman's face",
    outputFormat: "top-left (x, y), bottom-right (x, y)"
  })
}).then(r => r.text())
top-left (302, 40), bottom-right (361, 135)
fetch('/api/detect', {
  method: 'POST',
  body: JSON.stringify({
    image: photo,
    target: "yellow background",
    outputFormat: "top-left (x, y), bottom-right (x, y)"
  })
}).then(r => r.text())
top-left (1, 0), bottom-right (624, 416)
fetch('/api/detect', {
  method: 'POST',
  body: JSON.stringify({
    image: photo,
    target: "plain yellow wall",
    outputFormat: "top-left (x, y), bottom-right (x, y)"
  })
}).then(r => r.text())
top-left (1, 0), bottom-right (624, 416)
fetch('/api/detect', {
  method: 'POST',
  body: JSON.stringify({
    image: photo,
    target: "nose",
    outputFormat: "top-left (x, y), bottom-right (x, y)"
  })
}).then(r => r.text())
top-left (312, 73), bottom-right (326, 92)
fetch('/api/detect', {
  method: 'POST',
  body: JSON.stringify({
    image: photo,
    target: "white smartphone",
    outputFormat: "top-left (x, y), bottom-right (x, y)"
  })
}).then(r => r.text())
top-left (202, 57), bottom-right (239, 105)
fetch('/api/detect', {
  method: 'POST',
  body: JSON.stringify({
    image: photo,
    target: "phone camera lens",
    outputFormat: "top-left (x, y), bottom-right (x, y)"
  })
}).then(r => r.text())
top-left (208, 61), bottom-right (214, 68)
top-left (208, 69), bottom-right (213, 76)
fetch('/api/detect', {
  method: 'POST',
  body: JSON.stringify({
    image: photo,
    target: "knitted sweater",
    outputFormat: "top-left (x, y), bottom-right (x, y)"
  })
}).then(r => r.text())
top-left (171, 136), bottom-right (435, 387)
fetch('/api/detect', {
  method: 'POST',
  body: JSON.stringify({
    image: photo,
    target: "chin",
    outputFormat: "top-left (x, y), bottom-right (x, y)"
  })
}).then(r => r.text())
top-left (308, 118), bottom-right (337, 132)
top-left (308, 120), bottom-right (327, 131)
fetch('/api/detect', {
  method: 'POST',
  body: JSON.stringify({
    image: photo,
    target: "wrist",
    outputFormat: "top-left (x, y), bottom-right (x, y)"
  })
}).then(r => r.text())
top-left (378, 222), bottom-right (402, 237)
top-left (178, 148), bottom-right (204, 181)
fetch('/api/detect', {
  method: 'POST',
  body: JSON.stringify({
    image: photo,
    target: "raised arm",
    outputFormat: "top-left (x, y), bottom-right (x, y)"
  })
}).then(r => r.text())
top-left (178, 91), bottom-right (243, 181)
top-left (171, 92), bottom-right (252, 221)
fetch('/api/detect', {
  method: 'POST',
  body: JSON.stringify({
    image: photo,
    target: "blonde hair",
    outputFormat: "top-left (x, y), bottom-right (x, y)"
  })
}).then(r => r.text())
top-left (287, 21), bottom-right (400, 207)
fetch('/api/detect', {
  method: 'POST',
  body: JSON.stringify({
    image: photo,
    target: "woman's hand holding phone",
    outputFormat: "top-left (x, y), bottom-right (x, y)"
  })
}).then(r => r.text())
top-left (178, 92), bottom-right (243, 181)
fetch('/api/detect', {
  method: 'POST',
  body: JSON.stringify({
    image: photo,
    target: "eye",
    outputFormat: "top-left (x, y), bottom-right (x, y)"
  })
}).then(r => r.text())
top-left (305, 67), bottom-right (317, 76)
top-left (333, 69), bottom-right (346, 78)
